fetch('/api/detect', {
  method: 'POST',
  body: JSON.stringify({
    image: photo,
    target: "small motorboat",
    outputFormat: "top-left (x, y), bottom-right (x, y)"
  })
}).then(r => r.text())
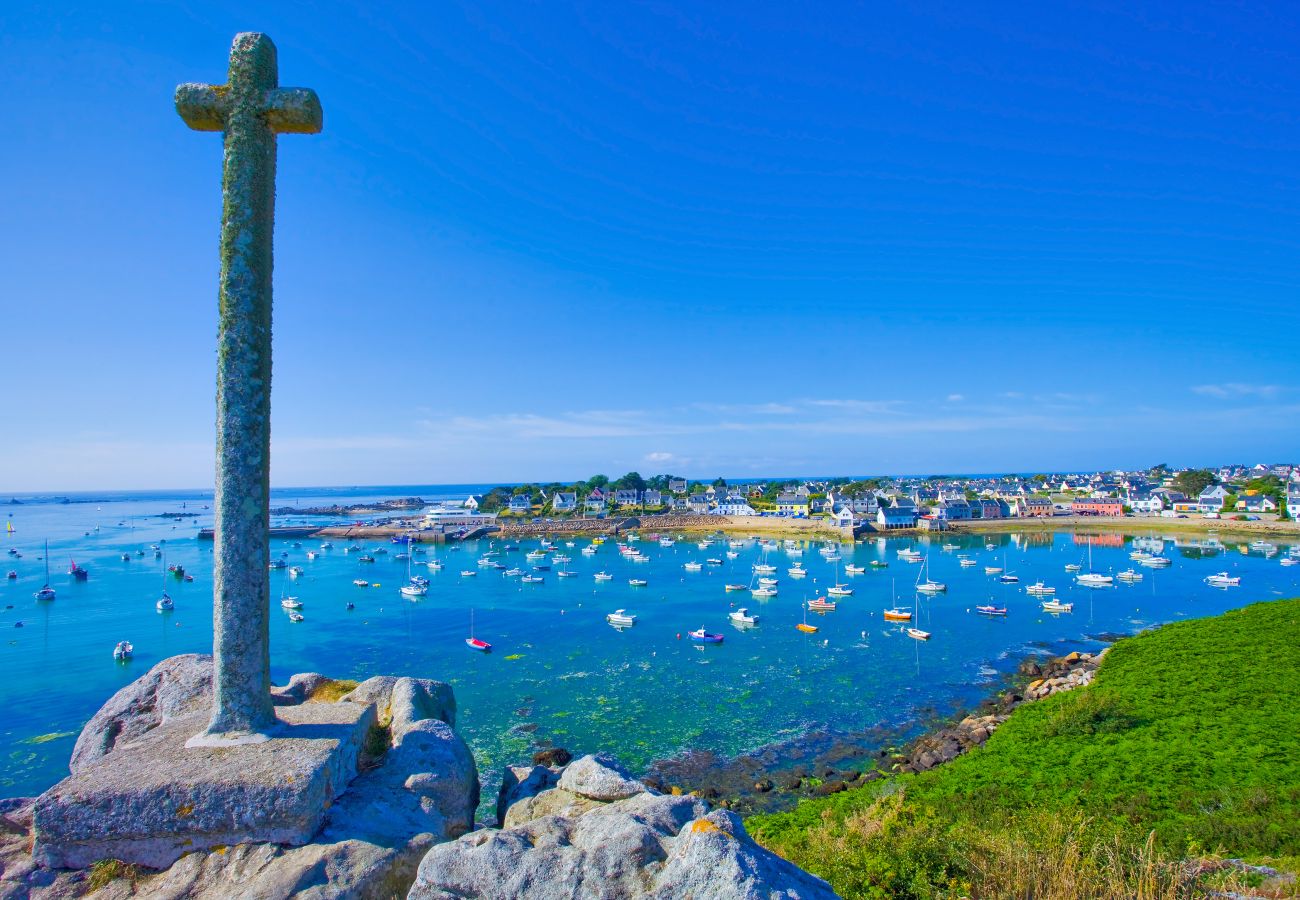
top-left (751, 586), bottom-right (777, 598)
top-left (1205, 572), bottom-right (1240, 587)
top-left (724, 583), bottom-right (747, 592)
top-left (915, 580), bottom-right (945, 594)
top-left (897, 548), bottom-right (922, 561)
top-left (706, 558), bottom-right (723, 566)
top-left (606, 609), bottom-right (637, 627)
top-left (121, 553), bottom-right (131, 562)
top-left (882, 606), bottom-right (912, 621)
top-left (353, 579), bottom-right (369, 587)
top-left (1076, 572), bottom-right (1114, 588)
top-left (307, 551), bottom-right (318, 560)
top-left (998, 574), bottom-right (1019, 583)
top-left (628, 578), bottom-right (648, 587)
top-left (728, 607), bottom-right (759, 625)
top-left (113, 640), bottom-right (133, 660)
top-left (1117, 569), bottom-right (1143, 582)
top-left (156, 593), bottom-right (174, 611)
top-left (688, 627), bottom-right (724, 644)
top-left (460, 570), bottom-right (477, 577)
top-left (827, 584), bottom-right (853, 596)
top-left (268, 559), bottom-right (286, 570)
top-left (1064, 563), bottom-right (1082, 572)
top-left (844, 564), bottom-right (866, 575)
top-left (1141, 556), bottom-right (1171, 568)
top-left (807, 597), bottom-right (837, 612)
top-left (594, 572), bottom-right (613, 582)
top-left (758, 577), bottom-right (778, 587)
top-left (581, 546), bottom-right (598, 556)
top-left (505, 568), bottom-right (524, 577)
top-left (558, 569), bottom-right (578, 578)
top-left (288, 611), bottom-right (305, 623)
top-left (975, 605), bottom-right (1007, 616)
top-left (959, 558), bottom-right (977, 568)
top-left (359, 555), bottom-right (376, 563)
top-left (289, 566), bottom-right (305, 579)
top-left (752, 564), bottom-right (777, 574)
top-left (5, 571), bottom-right (15, 580)
top-left (427, 560), bottom-right (444, 571)
top-left (1041, 599), bottom-right (1073, 613)
top-left (984, 566), bottom-right (1002, 575)
top-left (1025, 582), bottom-right (1055, 596)
top-left (684, 562), bottom-right (703, 572)
top-left (281, 597), bottom-right (303, 609)
top-left (869, 560), bottom-right (889, 568)
top-left (521, 574), bottom-right (544, 584)
top-left (345, 602), bottom-right (355, 610)
top-left (906, 627), bottom-right (931, 641)
top-left (400, 583), bottom-right (428, 597)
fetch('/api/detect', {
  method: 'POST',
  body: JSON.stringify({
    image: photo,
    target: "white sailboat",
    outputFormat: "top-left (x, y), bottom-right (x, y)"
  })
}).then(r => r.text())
top-left (915, 556), bottom-right (946, 594)
top-left (34, 540), bottom-right (55, 601)
top-left (1075, 537), bottom-right (1113, 587)
top-left (827, 558), bottom-right (853, 596)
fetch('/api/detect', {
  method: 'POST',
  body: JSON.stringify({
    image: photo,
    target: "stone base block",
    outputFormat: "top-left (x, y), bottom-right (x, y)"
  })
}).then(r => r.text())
top-left (32, 701), bottom-right (376, 870)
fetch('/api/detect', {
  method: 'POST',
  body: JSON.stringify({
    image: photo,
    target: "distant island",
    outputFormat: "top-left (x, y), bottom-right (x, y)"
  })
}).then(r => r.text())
top-left (268, 497), bottom-right (427, 516)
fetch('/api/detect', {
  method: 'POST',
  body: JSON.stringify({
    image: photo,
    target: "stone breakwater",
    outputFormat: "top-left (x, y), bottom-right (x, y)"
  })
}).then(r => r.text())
top-left (498, 513), bottom-right (851, 539)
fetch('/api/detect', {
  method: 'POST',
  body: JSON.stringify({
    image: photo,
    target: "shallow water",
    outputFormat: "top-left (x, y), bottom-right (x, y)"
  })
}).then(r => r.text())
top-left (2, 490), bottom-right (1295, 809)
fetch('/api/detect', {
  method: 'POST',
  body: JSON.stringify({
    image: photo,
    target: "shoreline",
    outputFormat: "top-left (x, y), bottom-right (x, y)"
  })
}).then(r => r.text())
top-left (631, 632), bottom-right (1121, 816)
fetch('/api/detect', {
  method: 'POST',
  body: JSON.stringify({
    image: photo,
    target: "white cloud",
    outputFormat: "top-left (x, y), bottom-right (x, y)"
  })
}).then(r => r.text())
top-left (946, 393), bottom-right (965, 402)
top-left (1192, 383), bottom-right (1284, 399)
top-left (645, 451), bottom-right (675, 463)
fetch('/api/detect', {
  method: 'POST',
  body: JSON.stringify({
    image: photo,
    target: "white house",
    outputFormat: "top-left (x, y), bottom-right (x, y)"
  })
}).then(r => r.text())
top-left (585, 488), bottom-right (607, 513)
top-left (551, 492), bottom-right (577, 513)
top-left (877, 503), bottom-right (917, 530)
top-left (508, 494), bottom-right (532, 513)
top-left (668, 478), bottom-right (688, 494)
top-left (714, 499), bottom-right (758, 516)
top-left (1128, 493), bottom-right (1165, 514)
top-left (1197, 485), bottom-right (1230, 512)
top-left (463, 495), bottom-right (482, 511)
top-left (829, 504), bottom-right (855, 528)
top-left (643, 489), bottom-right (663, 507)
top-left (688, 494), bottom-right (712, 514)
top-left (614, 489), bottom-right (641, 507)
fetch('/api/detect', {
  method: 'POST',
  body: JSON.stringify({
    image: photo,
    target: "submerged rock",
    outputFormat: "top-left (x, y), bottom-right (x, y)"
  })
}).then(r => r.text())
top-left (556, 753), bottom-right (645, 801)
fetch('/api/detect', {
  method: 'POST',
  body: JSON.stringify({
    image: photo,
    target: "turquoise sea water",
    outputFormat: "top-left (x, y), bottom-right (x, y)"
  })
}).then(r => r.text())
top-left (2, 489), bottom-right (1296, 807)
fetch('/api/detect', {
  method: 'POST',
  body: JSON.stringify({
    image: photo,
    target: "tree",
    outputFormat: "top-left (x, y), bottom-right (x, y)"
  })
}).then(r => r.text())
top-left (1150, 463), bottom-right (1169, 475)
top-left (712, 477), bottom-right (727, 488)
top-left (587, 474), bottom-right (609, 489)
top-left (1033, 474), bottom-right (1049, 483)
top-left (613, 471), bottom-right (646, 491)
top-left (1244, 475), bottom-right (1284, 500)
top-left (1172, 469), bottom-right (1216, 498)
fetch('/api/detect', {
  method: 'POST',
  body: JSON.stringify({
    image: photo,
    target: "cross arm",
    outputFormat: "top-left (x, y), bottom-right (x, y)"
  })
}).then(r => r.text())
top-left (264, 88), bottom-right (323, 134)
top-left (175, 83), bottom-right (229, 132)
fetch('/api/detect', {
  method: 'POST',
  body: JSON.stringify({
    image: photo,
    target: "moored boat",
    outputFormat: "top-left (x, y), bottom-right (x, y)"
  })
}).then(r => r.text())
top-left (1204, 572), bottom-right (1240, 587)
top-left (728, 607), bottom-right (759, 625)
top-left (688, 627), bottom-right (724, 644)
top-left (113, 640), bottom-right (133, 660)
top-left (906, 627), bottom-right (931, 640)
top-left (606, 609), bottom-right (637, 627)
top-left (1041, 599), bottom-right (1073, 613)
top-left (807, 597), bottom-right (837, 612)
top-left (975, 605), bottom-right (1007, 616)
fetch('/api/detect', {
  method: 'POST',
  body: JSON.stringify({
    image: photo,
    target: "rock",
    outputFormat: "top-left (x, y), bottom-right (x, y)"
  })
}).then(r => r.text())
top-left (1018, 658), bottom-right (1042, 677)
top-left (496, 765), bottom-right (561, 827)
top-left (408, 791), bottom-right (838, 899)
top-left (531, 747), bottom-right (572, 768)
top-left (69, 653), bottom-right (212, 773)
top-left (556, 754), bottom-right (646, 802)
top-left (341, 675), bottom-right (401, 713)
top-left (389, 678), bottom-right (457, 734)
top-left (324, 719), bottom-right (478, 848)
top-left (502, 787), bottom-right (602, 830)
top-left (35, 702), bottom-right (377, 870)
top-left (270, 671), bottom-right (330, 706)
top-left (753, 779), bottom-right (773, 793)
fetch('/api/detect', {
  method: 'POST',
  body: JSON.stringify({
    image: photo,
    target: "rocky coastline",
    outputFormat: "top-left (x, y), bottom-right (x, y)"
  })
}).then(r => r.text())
top-left (0, 656), bottom-right (838, 899)
top-left (636, 645), bottom-right (1110, 816)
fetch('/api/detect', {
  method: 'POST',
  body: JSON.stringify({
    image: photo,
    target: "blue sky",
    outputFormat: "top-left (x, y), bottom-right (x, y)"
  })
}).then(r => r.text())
top-left (2, 1), bottom-right (1298, 490)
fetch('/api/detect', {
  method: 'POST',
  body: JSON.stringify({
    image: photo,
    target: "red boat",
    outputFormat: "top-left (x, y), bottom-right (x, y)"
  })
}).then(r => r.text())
top-left (465, 637), bottom-right (492, 652)
top-left (68, 559), bottom-right (89, 580)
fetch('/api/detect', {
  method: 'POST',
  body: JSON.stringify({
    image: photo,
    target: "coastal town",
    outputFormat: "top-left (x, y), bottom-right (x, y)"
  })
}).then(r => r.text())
top-left (395, 463), bottom-right (1300, 536)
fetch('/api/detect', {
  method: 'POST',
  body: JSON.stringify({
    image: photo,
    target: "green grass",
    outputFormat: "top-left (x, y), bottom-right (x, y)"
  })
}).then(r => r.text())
top-left (748, 599), bottom-right (1300, 898)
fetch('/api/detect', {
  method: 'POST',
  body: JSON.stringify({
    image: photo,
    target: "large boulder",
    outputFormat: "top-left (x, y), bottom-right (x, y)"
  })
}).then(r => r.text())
top-left (556, 753), bottom-right (645, 801)
top-left (69, 653), bottom-right (213, 773)
top-left (408, 789), bottom-right (838, 899)
top-left (342, 676), bottom-right (456, 729)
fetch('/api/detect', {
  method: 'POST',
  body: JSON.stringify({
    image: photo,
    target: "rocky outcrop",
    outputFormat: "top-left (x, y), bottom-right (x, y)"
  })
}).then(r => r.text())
top-left (410, 754), bottom-right (838, 899)
top-left (901, 649), bottom-right (1107, 773)
top-left (3, 658), bottom-right (478, 900)
top-left (69, 654), bottom-right (213, 773)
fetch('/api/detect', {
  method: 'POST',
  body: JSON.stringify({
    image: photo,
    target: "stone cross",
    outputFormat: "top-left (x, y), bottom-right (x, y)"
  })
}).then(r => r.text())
top-left (176, 33), bottom-right (322, 747)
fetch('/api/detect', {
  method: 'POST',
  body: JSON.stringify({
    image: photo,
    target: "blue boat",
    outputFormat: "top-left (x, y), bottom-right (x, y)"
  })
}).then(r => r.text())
top-left (688, 627), bottom-right (724, 644)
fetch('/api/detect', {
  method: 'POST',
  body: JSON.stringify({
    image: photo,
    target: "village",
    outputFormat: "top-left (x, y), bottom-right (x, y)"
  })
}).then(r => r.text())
top-left (407, 463), bottom-right (1300, 535)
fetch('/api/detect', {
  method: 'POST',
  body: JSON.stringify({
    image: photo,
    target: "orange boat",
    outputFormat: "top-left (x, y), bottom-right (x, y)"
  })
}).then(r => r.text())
top-left (883, 607), bottom-right (913, 621)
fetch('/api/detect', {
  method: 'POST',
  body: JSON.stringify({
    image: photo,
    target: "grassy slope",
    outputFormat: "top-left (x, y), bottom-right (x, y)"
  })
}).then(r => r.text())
top-left (748, 599), bottom-right (1300, 898)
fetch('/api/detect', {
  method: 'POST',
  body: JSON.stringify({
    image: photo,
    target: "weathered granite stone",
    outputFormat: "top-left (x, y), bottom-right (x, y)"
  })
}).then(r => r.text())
top-left (69, 654), bottom-right (212, 773)
top-left (177, 32), bottom-right (323, 745)
top-left (389, 679), bottom-right (457, 733)
top-left (341, 676), bottom-right (402, 715)
top-left (34, 702), bottom-right (374, 870)
top-left (502, 787), bottom-right (602, 830)
top-left (496, 764), bottom-right (561, 827)
top-left (323, 719), bottom-right (478, 847)
top-left (270, 671), bottom-right (330, 706)
top-left (408, 790), bottom-right (838, 899)
top-left (556, 753), bottom-right (646, 802)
